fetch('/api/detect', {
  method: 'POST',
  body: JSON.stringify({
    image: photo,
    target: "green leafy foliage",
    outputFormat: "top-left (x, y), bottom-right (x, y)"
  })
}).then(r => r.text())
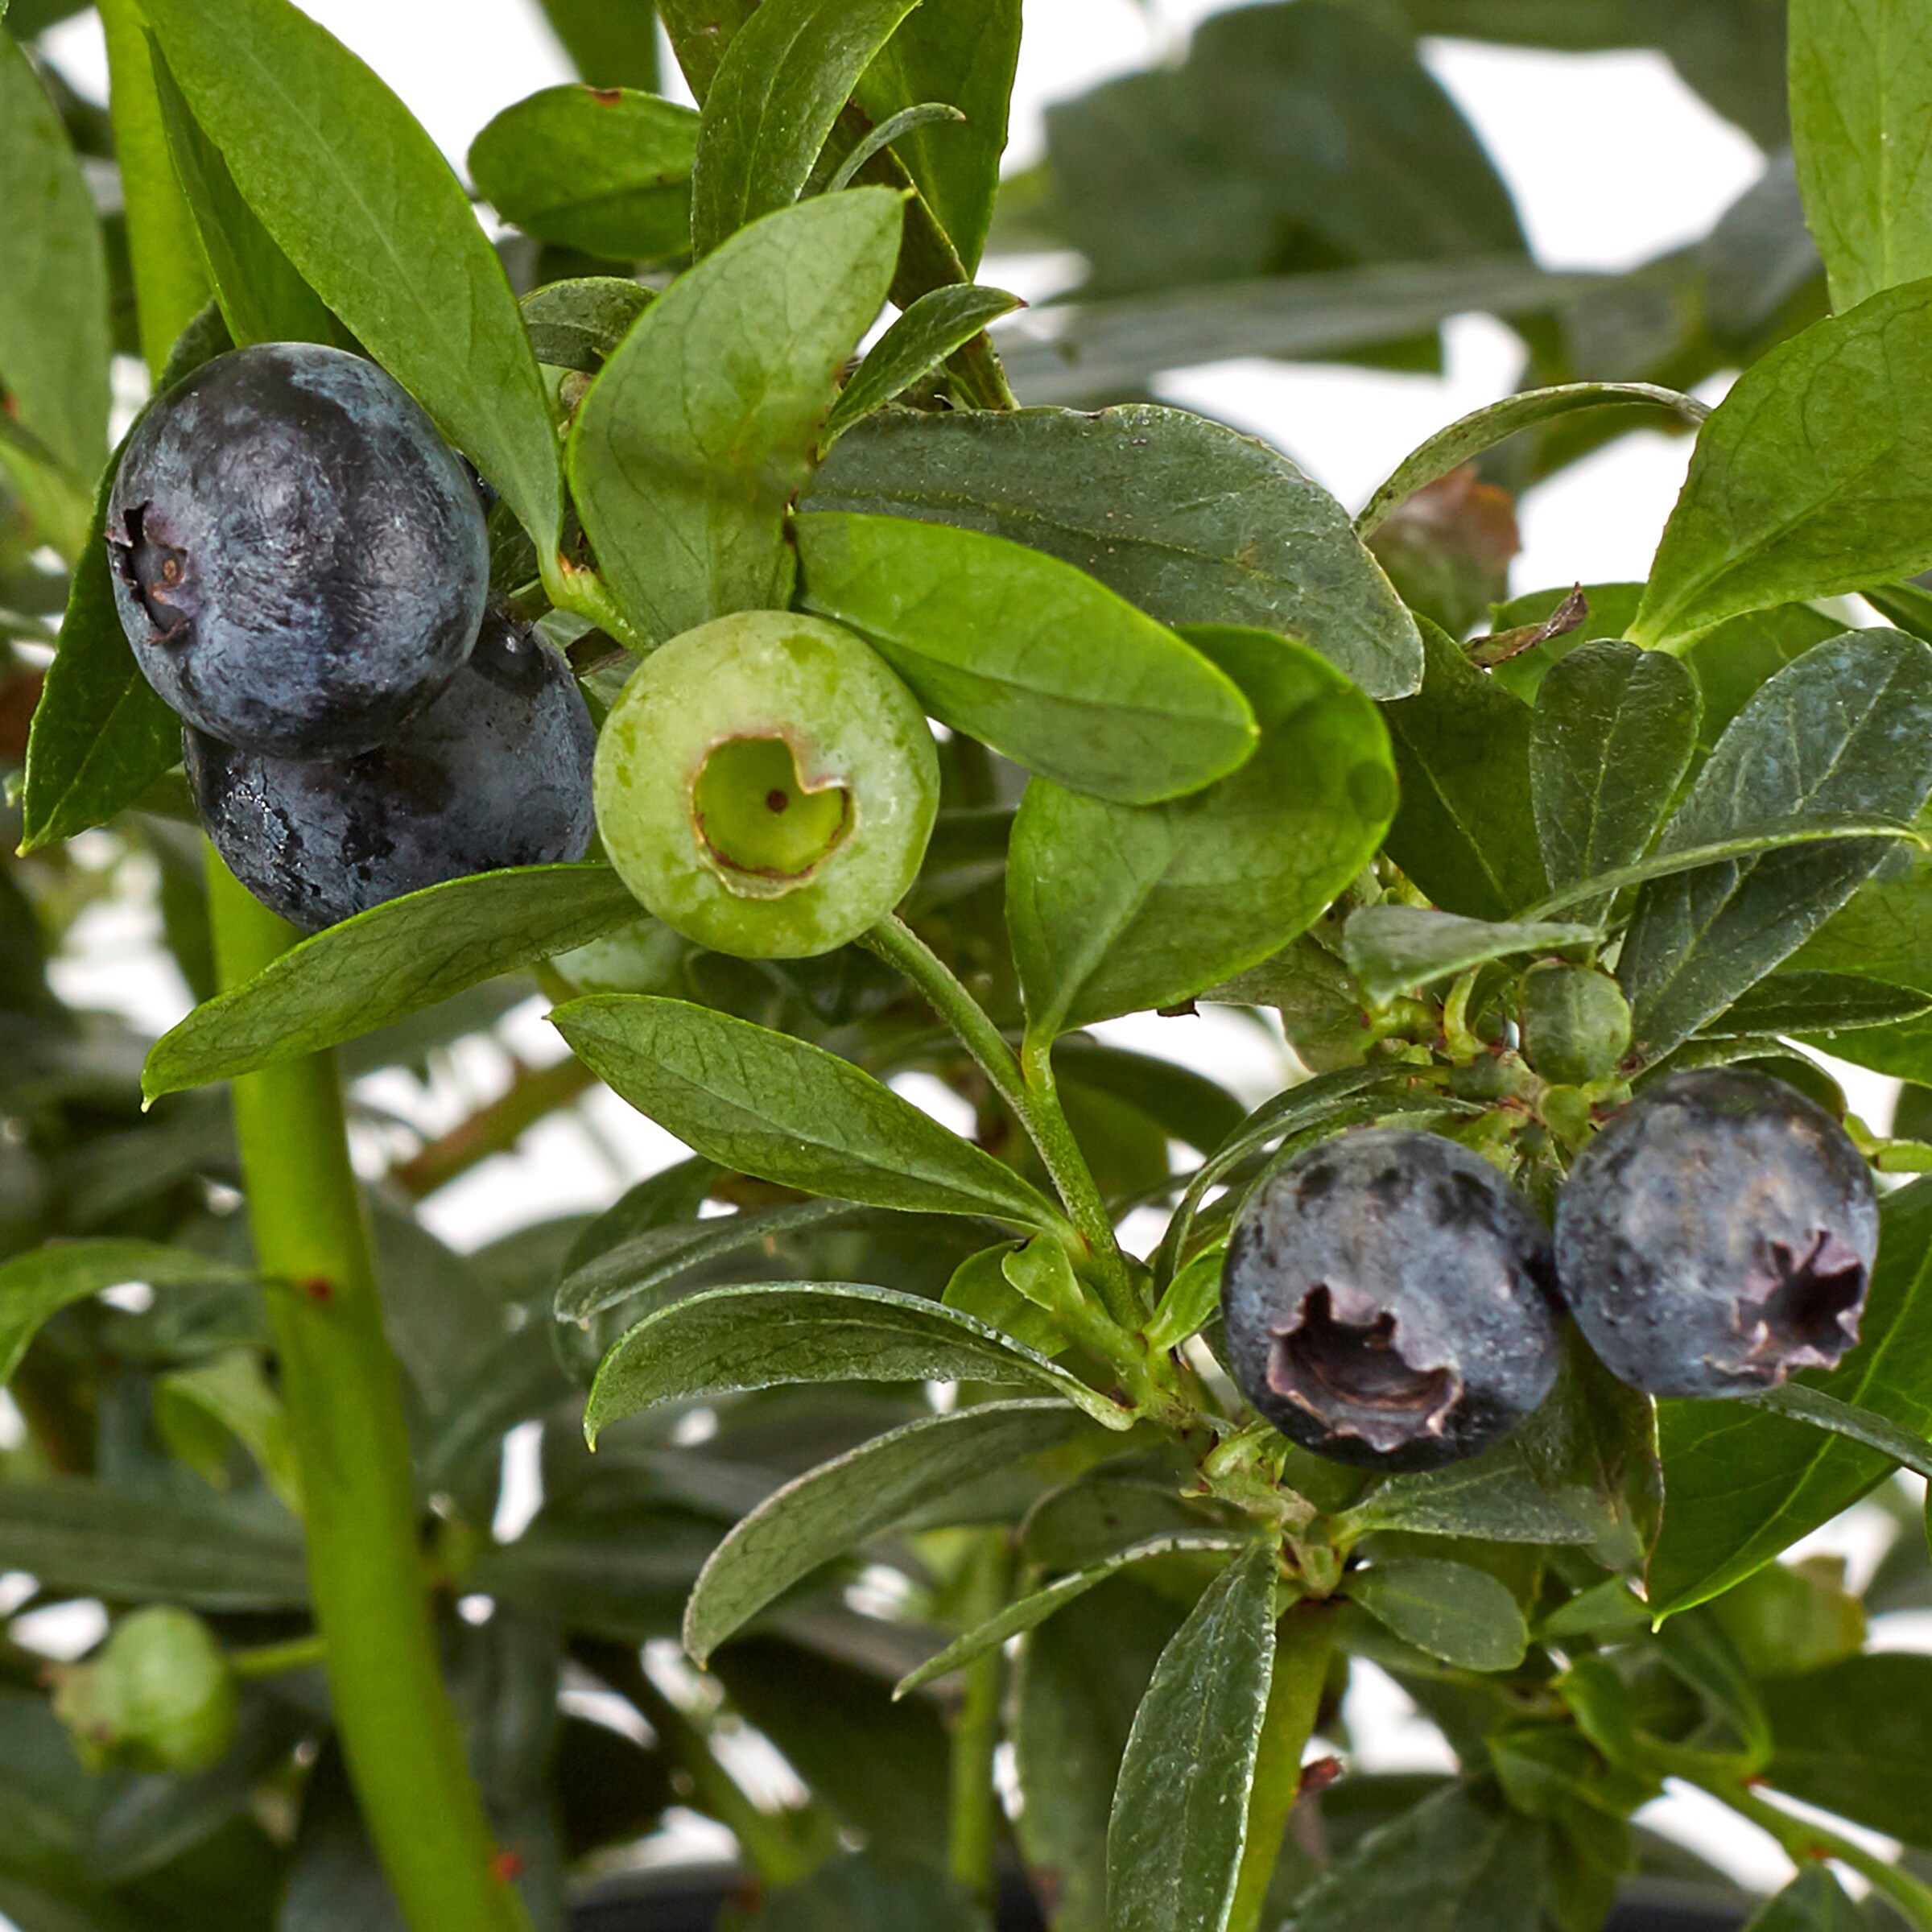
top-left (145, 866), bottom-right (639, 1096)
top-left (142, 0), bottom-right (563, 545)
top-left (1007, 626), bottom-right (1394, 1038)
top-left (1107, 1541), bottom-right (1278, 1932)
top-left (1382, 621), bottom-right (1548, 919)
top-left (852, 0), bottom-right (1018, 273)
top-left (569, 189), bottom-right (902, 641)
top-left (469, 85), bottom-right (698, 260)
top-left (1344, 1559), bottom-right (1530, 1671)
top-left (1633, 285), bottom-right (1932, 649)
top-left (807, 405), bottom-right (1424, 700)
top-left (1529, 641), bottom-right (1702, 919)
top-left (819, 285), bottom-right (1023, 448)
top-left (1339, 906), bottom-right (1598, 1004)
top-left (683, 1398), bottom-right (1102, 1662)
top-left (0, 27), bottom-right (108, 535)
top-left (1740, 1871), bottom-right (1864, 1932)
top-left (1759, 1655), bottom-right (1932, 1850)
top-left (0, 1240), bottom-right (251, 1384)
top-left (1616, 629), bottom-right (1932, 1059)
top-left (689, 0), bottom-right (919, 254)
top-left (552, 995), bottom-right (1063, 1228)
top-left (1789, 0), bottom-right (1932, 313)
top-left (583, 1282), bottom-right (1133, 1441)
top-left (797, 511), bottom-right (1259, 803)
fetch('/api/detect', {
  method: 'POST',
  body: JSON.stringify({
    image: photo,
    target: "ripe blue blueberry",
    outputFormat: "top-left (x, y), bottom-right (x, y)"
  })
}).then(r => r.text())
top-left (107, 342), bottom-right (488, 758)
top-left (1554, 1068), bottom-right (1877, 1398)
top-left (1220, 1128), bottom-right (1561, 1471)
top-left (188, 611), bottom-right (594, 931)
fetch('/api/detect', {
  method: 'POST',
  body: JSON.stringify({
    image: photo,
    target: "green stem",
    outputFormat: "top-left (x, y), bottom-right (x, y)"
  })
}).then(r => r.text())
top-left (206, 853), bottom-right (529, 1932)
top-left (1699, 1775), bottom-right (1932, 1930)
top-left (229, 1632), bottom-right (328, 1681)
top-left (860, 916), bottom-right (1141, 1326)
top-left (1228, 1601), bottom-right (1335, 1932)
top-left (947, 1532), bottom-right (1013, 1904)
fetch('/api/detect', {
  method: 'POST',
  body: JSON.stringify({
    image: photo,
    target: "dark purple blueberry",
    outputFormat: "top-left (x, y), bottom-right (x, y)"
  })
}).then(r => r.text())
top-left (1554, 1069), bottom-right (1877, 1399)
top-left (189, 612), bottom-right (595, 931)
top-left (1220, 1128), bottom-right (1561, 1471)
top-left (107, 342), bottom-right (488, 758)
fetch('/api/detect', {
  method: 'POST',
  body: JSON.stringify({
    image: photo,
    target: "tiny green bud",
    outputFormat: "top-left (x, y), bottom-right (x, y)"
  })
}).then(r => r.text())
top-left (53, 1606), bottom-right (237, 1774)
top-left (1520, 963), bottom-right (1631, 1087)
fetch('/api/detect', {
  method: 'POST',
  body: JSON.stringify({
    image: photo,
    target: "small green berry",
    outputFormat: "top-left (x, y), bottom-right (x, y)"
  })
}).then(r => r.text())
top-left (593, 612), bottom-right (939, 958)
top-left (1520, 963), bottom-right (1631, 1087)
top-left (53, 1606), bottom-right (237, 1774)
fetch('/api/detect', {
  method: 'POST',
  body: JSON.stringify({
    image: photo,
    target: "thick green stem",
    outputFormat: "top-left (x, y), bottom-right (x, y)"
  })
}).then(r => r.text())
top-left (1228, 1601), bottom-right (1335, 1932)
top-left (860, 917), bottom-right (1141, 1327)
top-left (206, 855), bottom-right (529, 1932)
top-left (947, 1532), bottom-right (1012, 1904)
top-left (1698, 1775), bottom-right (1932, 1930)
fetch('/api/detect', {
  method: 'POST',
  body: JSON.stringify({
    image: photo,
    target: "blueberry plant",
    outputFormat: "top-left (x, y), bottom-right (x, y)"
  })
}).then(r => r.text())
top-left (2, 0), bottom-right (1932, 1928)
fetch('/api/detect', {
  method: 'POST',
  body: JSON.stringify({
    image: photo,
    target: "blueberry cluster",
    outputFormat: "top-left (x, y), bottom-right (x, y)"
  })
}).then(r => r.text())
top-left (109, 343), bottom-right (594, 931)
top-left (1220, 1067), bottom-right (1876, 1469)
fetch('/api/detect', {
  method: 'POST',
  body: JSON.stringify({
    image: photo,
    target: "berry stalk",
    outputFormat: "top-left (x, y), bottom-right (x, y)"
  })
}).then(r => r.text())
top-left (205, 852), bottom-right (531, 1932)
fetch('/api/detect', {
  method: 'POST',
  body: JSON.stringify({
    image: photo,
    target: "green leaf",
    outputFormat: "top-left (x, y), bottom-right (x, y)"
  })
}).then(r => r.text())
top-left (853, 0), bottom-right (1017, 272)
top-left (143, 865), bottom-right (639, 1098)
top-left (1282, 1783), bottom-right (1548, 1932)
top-left (1617, 630), bottom-right (1932, 1060)
top-left (556, 1196), bottom-right (869, 1325)
top-left (19, 457), bottom-right (181, 852)
top-left (551, 994), bottom-right (1063, 1230)
top-left (532, 0), bottom-right (663, 90)
top-left (805, 404), bottom-right (1424, 700)
top-left (583, 1281), bottom-right (1133, 1443)
top-left (1529, 641), bottom-right (1702, 919)
top-left (797, 511), bottom-right (1258, 804)
top-left (1106, 1540), bottom-right (1279, 1932)
top-left (1339, 906), bottom-right (1598, 1005)
top-left (1649, 1174), bottom-right (1932, 1613)
top-left (1744, 1382), bottom-right (1932, 1483)
top-left (819, 285), bottom-right (1022, 448)
top-left (1759, 1655), bottom-right (1932, 1852)
top-left (142, 0), bottom-right (563, 546)
top-left (0, 1479), bottom-right (307, 1609)
top-left (998, 258), bottom-right (1604, 411)
top-left (1740, 1870), bottom-right (1864, 1932)
top-left (0, 29), bottom-right (109, 486)
top-left (1631, 283), bottom-right (1932, 650)
top-left (894, 1532), bottom-right (1246, 1699)
top-left (569, 189), bottom-right (902, 642)
top-left (683, 1397), bottom-right (1102, 1662)
top-left (1382, 620), bottom-right (1549, 921)
top-left (469, 85), bottom-right (697, 261)
top-left (1684, 601), bottom-right (1847, 756)
top-left (155, 1349), bottom-right (302, 1515)
top-left (1790, 0), bottom-right (1932, 312)
top-left (1706, 970), bottom-right (1932, 1036)
top-left (0, 1241), bottom-right (253, 1385)
top-left (1015, 1574), bottom-right (1187, 1932)
top-left (689, 0), bottom-right (919, 255)
top-left (1007, 626), bottom-right (1393, 1037)
top-left (1147, 1245), bottom-right (1226, 1353)
top-left (1344, 1558), bottom-right (1529, 1671)
top-left (1356, 383), bottom-right (1707, 539)
top-left (1338, 1447), bottom-right (1600, 1546)
top-left (150, 43), bottom-right (346, 351)
top-left (521, 277), bottom-right (654, 373)
top-left (821, 103), bottom-right (964, 198)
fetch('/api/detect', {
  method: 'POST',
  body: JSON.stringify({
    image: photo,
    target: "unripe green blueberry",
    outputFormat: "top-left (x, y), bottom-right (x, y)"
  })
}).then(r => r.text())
top-left (1520, 963), bottom-right (1631, 1087)
top-left (53, 1606), bottom-right (237, 1774)
top-left (594, 612), bottom-right (939, 958)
